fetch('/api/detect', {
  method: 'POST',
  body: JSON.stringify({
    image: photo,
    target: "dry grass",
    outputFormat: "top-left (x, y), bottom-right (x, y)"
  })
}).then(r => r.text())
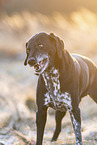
top-left (0, 9), bottom-right (97, 57)
top-left (0, 8), bottom-right (97, 60)
top-left (0, 8), bottom-right (97, 144)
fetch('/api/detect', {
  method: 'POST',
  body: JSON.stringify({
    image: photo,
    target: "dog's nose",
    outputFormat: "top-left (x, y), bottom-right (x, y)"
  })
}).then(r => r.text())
top-left (28, 57), bottom-right (36, 66)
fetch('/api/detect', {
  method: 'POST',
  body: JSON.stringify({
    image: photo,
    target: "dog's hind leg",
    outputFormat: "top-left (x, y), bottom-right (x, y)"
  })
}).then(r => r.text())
top-left (89, 89), bottom-right (97, 103)
top-left (51, 110), bottom-right (67, 142)
top-left (89, 90), bottom-right (97, 103)
top-left (89, 71), bottom-right (97, 103)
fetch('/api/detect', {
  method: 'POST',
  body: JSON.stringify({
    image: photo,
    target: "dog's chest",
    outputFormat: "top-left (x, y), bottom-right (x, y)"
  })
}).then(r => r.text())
top-left (42, 67), bottom-right (72, 111)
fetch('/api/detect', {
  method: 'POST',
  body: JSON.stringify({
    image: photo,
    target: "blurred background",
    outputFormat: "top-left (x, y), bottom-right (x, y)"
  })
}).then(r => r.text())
top-left (0, 0), bottom-right (97, 144)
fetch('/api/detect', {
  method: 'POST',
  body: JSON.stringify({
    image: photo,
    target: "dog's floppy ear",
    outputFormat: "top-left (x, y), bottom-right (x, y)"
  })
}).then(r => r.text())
top-left (24, 55), bottom-right (28, 66)
top-left (24, 42), bottom-right (28, 66)
top-left (49, 33), bottom-right (64, 59)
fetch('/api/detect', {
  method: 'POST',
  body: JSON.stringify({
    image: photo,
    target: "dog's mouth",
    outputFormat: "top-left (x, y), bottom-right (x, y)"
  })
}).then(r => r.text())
top-left (34, 57), bottom-right (49, 75)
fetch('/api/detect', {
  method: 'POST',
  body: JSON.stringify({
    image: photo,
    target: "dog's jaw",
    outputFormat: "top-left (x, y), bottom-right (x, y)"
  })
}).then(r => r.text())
top-left (34, 55), bottom-right (49, 75)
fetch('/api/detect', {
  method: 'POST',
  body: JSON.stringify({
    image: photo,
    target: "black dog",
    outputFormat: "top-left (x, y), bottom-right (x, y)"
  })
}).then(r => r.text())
top-left (24, 32), bottom-right (97, 145)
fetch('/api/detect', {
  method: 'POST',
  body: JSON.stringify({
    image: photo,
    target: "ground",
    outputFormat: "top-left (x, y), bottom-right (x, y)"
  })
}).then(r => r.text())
top-left (0, 9), bottom-right (97, 144)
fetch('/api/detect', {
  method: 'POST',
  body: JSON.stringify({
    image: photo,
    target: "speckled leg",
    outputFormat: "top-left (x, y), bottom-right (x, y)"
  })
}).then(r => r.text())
top-left (51, 110), bottom-right (67, 142)
top-left (70, 107), bottom-right (83, 145)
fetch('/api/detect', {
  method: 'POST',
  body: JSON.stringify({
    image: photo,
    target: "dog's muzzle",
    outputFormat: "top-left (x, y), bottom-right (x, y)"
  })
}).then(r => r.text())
top-left (28, 56), bottom-right (49, 75)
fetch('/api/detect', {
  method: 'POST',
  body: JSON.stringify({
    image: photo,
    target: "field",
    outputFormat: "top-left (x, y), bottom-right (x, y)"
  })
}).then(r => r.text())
top-left (0, 5), bottom-right (97, 145)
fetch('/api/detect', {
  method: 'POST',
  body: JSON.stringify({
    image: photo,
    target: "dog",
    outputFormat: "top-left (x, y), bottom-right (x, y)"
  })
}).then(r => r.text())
top-left (24, 32), bottom-right (97, 145)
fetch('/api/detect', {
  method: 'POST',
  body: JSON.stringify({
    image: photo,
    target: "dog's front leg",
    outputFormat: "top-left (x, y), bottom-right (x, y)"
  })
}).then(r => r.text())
top-left (36, 107), bottom-right (47, 145)
top-left (69, 107), bottom-right (82, 145)
top-left (51, 110), bottom-right (67, 142)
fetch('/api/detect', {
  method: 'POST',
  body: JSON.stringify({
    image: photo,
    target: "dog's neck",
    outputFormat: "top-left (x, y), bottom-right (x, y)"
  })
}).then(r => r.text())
top-left (42, 67), bottom-right (60, 89)
top-left (42, 50), bottom-right (75, 93)
top-left (54, 50), bottom-right (75, 88)
top-left (42, 67), bottom-right (60, 94)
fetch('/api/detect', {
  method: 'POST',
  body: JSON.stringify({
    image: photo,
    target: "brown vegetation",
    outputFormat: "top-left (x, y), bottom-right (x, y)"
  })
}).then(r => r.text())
top-left (0, 1), bottom-right (97, 144)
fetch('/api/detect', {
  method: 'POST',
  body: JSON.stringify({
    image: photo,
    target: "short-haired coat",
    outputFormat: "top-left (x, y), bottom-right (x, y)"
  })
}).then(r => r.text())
top-left (24, 32), bottom-right (97, 145)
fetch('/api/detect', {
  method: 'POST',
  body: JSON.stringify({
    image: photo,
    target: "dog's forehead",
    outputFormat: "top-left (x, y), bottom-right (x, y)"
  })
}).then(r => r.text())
top-left (29, 33), bottom-right (50, 45)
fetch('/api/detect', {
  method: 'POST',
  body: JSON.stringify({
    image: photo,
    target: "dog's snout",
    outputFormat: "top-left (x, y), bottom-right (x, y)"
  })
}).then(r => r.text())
top-left (28, 57), bottom-right (36, 66)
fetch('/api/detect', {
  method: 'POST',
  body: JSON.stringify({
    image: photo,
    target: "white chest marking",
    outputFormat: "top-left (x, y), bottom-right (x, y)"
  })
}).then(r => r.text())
top-left (42, 67), bottom-right (72, 111)
top-left (42, 68), bottom-right (81, 144)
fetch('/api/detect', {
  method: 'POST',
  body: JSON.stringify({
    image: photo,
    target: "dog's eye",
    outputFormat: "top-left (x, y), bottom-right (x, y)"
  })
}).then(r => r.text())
top-left (39, 44), bottom-right (44, 48)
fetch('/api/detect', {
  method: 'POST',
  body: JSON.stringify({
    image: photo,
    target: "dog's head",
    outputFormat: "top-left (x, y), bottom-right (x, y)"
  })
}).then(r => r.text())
top-left (24, 32), bottom-right (64, 75)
